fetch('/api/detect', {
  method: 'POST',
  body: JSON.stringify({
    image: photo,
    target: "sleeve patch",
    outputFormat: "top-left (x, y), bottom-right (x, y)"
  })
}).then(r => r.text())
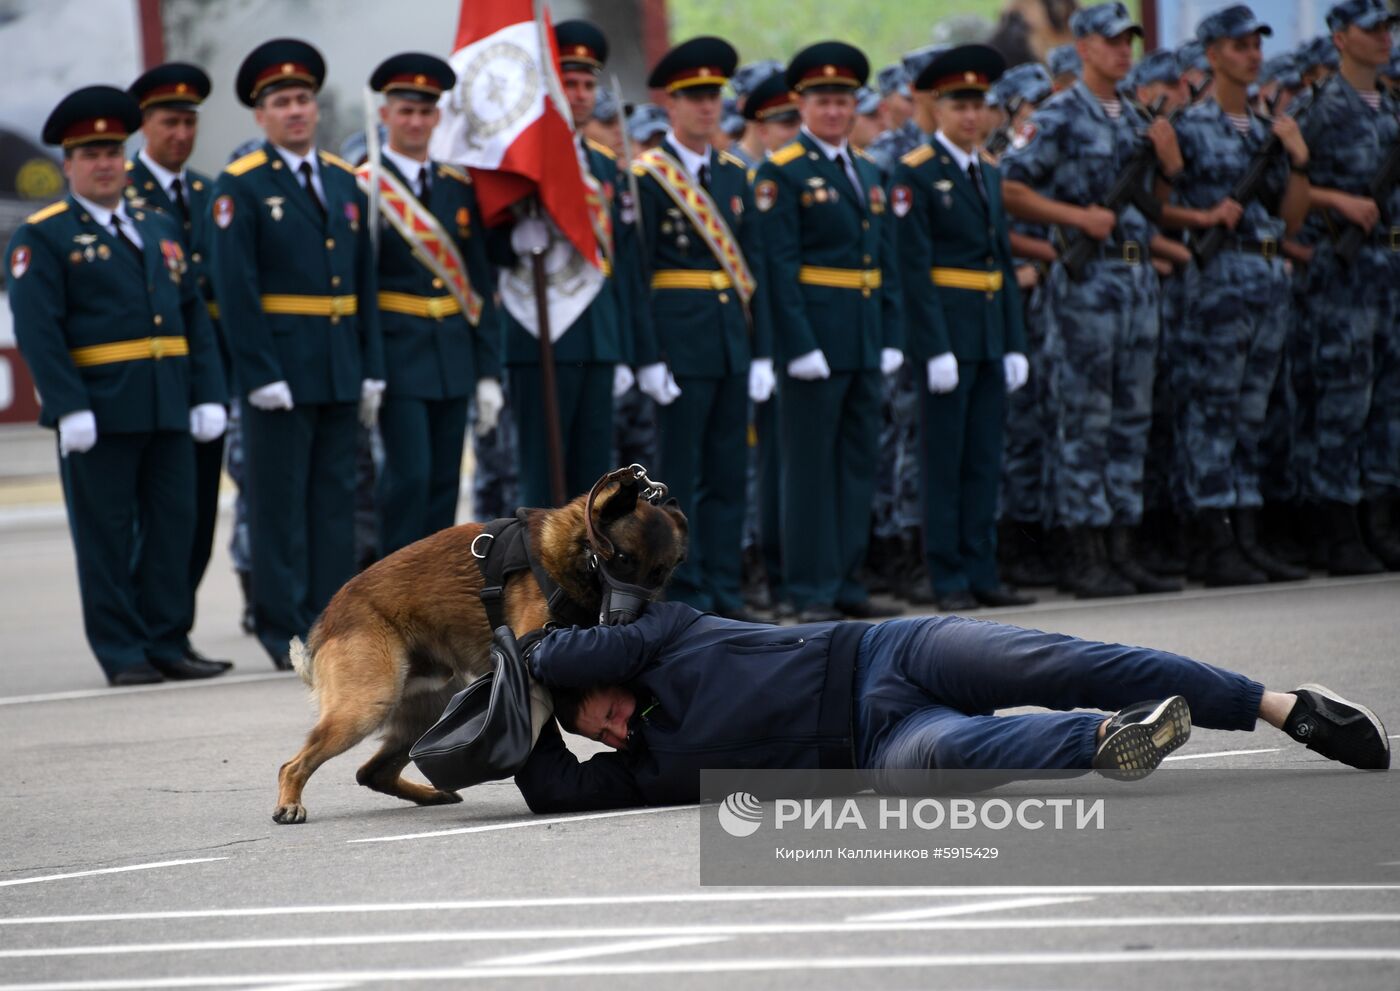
top-left (10, 245), bottom-right (31, 279)
top-left (891, 184), bottom-right (913, 217)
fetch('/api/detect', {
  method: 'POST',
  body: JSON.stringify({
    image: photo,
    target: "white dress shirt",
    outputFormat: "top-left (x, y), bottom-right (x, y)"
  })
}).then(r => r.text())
top-left (383, 145), bottom-right (433, 196)
top-left (72, 192), bottom-right (144, 249)
top-left (137, 148), bottom-right (188, 205)
top-left (664, 129), bottom-right (712, 181)
top-left (800, 125), bottom-right (862, 196)
top-left (272, 144), bottom-right (326, 203)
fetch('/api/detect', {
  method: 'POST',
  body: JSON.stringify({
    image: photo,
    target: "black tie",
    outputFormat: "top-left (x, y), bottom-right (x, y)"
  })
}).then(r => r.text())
top-left (836, 152), bottom-right (861, 197)
top-left (698, 163), bottom-right (710, 190)
top-left (169, 177), bottom-right (189, 226)
top-left (111, 214), bottom-right (142, 264)
top-left (418, 165), bottom-right (431, 201)
top-left (968, 162), bottom-right (989, 209)
top-left (299, 161), bottom-right (327, 221)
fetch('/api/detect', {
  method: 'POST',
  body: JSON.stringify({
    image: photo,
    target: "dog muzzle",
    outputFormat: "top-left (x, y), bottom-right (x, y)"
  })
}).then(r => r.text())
top-left (591, 554), bottom-right (661, 625)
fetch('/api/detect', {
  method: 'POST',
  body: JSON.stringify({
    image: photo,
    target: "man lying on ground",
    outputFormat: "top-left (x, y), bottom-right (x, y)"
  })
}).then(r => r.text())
top-left (513, 602), bottom-right (1389, 812)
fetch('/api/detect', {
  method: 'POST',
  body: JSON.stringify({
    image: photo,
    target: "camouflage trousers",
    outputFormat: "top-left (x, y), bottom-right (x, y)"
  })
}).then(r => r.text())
top-left (1040, 261), bottom-right (1159, 528)
top-left (1257, 266), bottom-right (1309, 504)
top-left (871, 360), bottom-right (923, 540)
top-left (471, 384), bottom-right (520, 522)
top-left (1000, 277), bottom-right (1047, 524)
top-left (1294, 244), bottom-right (1395, 505)
top-left (224, 398), bottom-right (251, 575)
top-left (1173, 251), bottom-right (1289, 511)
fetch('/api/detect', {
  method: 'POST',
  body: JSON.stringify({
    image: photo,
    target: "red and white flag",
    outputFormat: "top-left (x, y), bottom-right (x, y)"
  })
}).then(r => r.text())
top-left (431, 0), bottom-right (599, 270)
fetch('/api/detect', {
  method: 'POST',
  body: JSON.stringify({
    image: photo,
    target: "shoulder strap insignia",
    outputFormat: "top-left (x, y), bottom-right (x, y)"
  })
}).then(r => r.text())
top-left (718, 150), bottom-right (746, 168)
top-left (853, 147), bottom-right (874, 162)
top-left (900, 144), bottom-right (934, 168)
top-left (436, 163), bottom-right (472, 185)
top-left (318, 151), bottom-right (356, 174)
top-left (770, 142), bottom-right (805, 167)
top-left (225, 148), bottom-right (268, 176)
top-left (630, 162), bottom-right (647, 178)
top-left (585, 138), bottom-right (618, 160)
top-left (25, 200), bottom-right (69, 224)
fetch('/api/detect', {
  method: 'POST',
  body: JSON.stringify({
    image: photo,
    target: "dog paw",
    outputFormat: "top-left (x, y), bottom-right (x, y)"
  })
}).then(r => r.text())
top-left (422, 789), bottom-right (464, 806)
top-left (272, 803), bottom-right (307, 824)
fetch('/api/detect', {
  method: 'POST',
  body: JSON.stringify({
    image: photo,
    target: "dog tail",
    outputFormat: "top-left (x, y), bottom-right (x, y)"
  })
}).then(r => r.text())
top-left (288, 636), bottom-right (314, 687)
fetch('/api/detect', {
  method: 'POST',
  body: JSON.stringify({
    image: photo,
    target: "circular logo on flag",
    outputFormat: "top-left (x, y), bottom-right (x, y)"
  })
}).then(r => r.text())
top-left (10, 245), bottom-right (31, 279)
top-left (214, 195), bottom-right (235, 229)
top-left (461, 41), bottom-right (541, 142)
top-left (891, 184), bottom-right (913, 218)
top-left (754, 179), bottom-right (777, 212)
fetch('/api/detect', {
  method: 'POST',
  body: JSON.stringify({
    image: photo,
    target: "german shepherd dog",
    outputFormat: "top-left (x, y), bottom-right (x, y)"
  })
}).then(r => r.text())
top-left (273, 468), bottom-right (687, 824)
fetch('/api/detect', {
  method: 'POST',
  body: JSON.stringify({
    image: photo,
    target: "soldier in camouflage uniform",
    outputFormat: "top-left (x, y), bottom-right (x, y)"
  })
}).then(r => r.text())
top-left (1002, 2), bottom-right (1184, 598)
top-left (1293, 0), bottom-right (1400, 572)
top-left (1160, 5), bottom-right (1313, 586)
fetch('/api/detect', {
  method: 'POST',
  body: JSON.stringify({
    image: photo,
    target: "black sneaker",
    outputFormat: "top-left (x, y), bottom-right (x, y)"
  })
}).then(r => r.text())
top-left (1093, 696), bottom-right (1192, 780)
top-left (1284, 684), bottom-right (1390, 770)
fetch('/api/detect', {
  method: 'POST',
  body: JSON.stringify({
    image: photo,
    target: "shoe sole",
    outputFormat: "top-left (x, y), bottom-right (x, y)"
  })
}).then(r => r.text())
top-left (1295, 683), bottom-right (1391, 768)
top-left (1095, 696), bottom-right (1192, 780)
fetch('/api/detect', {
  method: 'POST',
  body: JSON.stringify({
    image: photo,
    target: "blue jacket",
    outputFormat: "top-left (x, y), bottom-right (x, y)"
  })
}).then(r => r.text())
top-left (515, 602), bottom-right (869, 812)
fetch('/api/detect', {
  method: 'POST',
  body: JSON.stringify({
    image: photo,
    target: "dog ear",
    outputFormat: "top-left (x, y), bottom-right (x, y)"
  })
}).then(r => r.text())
top-left (661, 497), bottom-right (689, 539)
top-left (596, 479), bottom-right (640, 530)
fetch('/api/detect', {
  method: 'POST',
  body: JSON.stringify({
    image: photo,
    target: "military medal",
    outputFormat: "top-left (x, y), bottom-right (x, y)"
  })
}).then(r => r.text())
top-left (891, 184), bottom-right (912, 218)
top-left (214, 195), bottom-right (234, 229)
top-left (75, 233), bottom-right (97, 262)
top-left (934, 178), bottom-right (954, 210)
top-left (97, 244), bottom-right (111, 260)
top-left (801, 191), bottom-right (814, 207)
top-left (345, 202), bottom-right (360, 232)
top-left (676, 232), bottom-right (690, 249)
top-left (869, 185), bottom-right (886, 214)
top-left (815, 188), bottom-right (828, 203)
top-left (265, 196), bottom-right (284, 221)
top-left (754, 179), bottom-right (776, 212)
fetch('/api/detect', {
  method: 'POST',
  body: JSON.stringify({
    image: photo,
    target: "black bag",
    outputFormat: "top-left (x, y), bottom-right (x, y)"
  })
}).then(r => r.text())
top-left (409, 625), bottom-right (535, 792)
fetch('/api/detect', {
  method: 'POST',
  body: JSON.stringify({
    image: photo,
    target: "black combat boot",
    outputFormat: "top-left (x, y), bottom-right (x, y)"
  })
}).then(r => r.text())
top-left (1000, 521), bottom-right (1059, 587)
top-left (1195, 509), bottom-right (1268, 587)
top-left (1358, 496), bottom-right (1400, 570)
top-left (895, 529), bottom-right (938, 605)
top-left (1107, 525), bottom-right (1183, 593)
top-left (1325, 502), bottom-right (1385, 576)
top-left (1232, 506), bottom-right (1308, 581)
top-left (1069, 528), bottom-right (1136, 599)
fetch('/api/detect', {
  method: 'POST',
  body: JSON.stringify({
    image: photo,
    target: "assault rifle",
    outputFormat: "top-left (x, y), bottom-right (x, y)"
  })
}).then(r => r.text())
top-left (1334, 134), bottom-right (1400, 265)
top-left (984, 97), bottom-right (1025, 158)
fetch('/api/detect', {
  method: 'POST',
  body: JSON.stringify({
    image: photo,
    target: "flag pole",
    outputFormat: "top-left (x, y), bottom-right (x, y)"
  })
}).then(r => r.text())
top-left (528, 200), bottom-right (568, 507)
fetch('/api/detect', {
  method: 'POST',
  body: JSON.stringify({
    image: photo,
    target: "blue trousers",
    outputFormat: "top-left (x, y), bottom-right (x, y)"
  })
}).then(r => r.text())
top-left (853, 616), bottom-right (1264, 788)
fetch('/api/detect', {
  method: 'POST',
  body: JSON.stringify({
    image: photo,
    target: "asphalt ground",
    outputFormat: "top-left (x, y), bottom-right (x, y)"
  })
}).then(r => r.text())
top-left (3, 501), bottom-right (1399, 990)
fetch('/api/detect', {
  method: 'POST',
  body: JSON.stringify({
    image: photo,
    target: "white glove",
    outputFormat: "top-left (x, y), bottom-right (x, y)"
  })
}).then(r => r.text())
top-left (57, 410), bottom-right (97, 457)
top-left (926, 352), bottom-right (959, 394)
top-left (612, 363), bottom-right (635, 399)
top-left (637, 362), bottom-right (682, 406)
top-left (359, 379), bottom-right (386, 428)
top-left (510, 217), bottom-right (550, 256)
top-left (248, 380), bottom-right (294, 411)
top-left (1003, 352), bottom-right (1030, 393)
top-left (189, 403), bottom-right (227, 443)
top-left (748, 357), bottom-right (776, 403)
top-left (880, 347), bottom-right (905, 376)
top-left (474, 377), bottom-right (504, 436)
top-left (786, 348), bottom-right (831, 381)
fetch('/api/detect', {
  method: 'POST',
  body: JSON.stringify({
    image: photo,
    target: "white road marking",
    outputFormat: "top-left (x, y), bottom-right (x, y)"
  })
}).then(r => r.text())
top-left (3, 948), bottom-right (1400, 989)
top-left (5, 884), bottom-right (1397, 926)
top-left (0, 858), bottom-right (227, 888)
top-left (1163, 747), bottom-right (1281, 761)
top-left (347, 804), bottom-right (703, 843)
top-left (0, 674), bottom-right (294, 707)
top-left (6, 913), bottom-right (1400, 960)
top-left (237, 984), bottom-right (358, 991)
top-left (848, 895), bottom-right (1089, 922)
top-left (478, 936), bottom-right (724, 967)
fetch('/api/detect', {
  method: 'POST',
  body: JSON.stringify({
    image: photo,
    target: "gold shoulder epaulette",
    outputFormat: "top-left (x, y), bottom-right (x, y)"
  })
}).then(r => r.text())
top-left (747, 166), bottom-right (757, 184)
top-left (770, 142), bottom-right (805, 167)
top-left (25, 200), bottom-right (68, 224)
top-left (585, 138), bottom-right (617, 160)
top-left (318, 151), bottom-right (356, 174)
top-left (853, 147), bottom-right (874, 162)
top-left (900, 144), bottom-right (934, 168)
top-left (225, 149), bottom-right (268, 176)
top-left (718, 150), bottom-right (746, 168)
top-left (436, 163), bottom-right (472, 185)
top-left (630, 162), bottom-right (647, 177)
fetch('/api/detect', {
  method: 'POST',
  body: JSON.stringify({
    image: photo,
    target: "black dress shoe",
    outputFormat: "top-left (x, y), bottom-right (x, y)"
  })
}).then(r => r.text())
top-left (935, 589), bottom-right (980, 612)
top-left (837, 599), bottom-right (900, 620)
top-left (149, 656), bottom-right (232, 681)
top-left (108, 664), bottom-right (165, 687)
top-left (971, 584), bottom-right (1037, 607)
top-left (796, 605), bottom-right (843, 622)
top-left (182, 644), bottom-right (234, 671)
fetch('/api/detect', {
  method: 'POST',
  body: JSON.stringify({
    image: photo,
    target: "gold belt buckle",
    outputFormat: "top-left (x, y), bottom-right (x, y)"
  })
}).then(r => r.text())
top-left (709, 271), bottom-right (727, 290)
top-left (862, 270), bottom-right (878, 288)
top-left (330, 296), bottom-right (348, 316)
top-left (1259, 238), bottom-right (1278, 260)
top-left (426, 297), bottom-right (446, 320)
top-left (150, 337), bottom-right (165, 360)
top-left (1122, 241), bottom-right (1141, 265)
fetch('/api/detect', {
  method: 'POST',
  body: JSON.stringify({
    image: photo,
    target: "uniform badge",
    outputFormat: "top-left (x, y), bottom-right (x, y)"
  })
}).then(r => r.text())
top-left (869, 185), bottom-right (886, 214)
top-left (345, 202), bottom-right (360, 231)
top-left (619, 189), bottom-right (636, 226)
top-left (730, 194), bottom-right (743, 216)
top-left (801, 191), bottom-right (814, 207)
top-left (159, 239), bottom-right (185, 279)
top-left (456, 206), bottom-right (471, 237)
top-left (69, 250), bottom-right (83, 264)
top-left (891, 184), bottom-right (913, 218)
top-left (9, 245), bottom-right (29, 279)
top-left (214, 195), bottom-right (234, 229)
top-left (814, 188), bottom-right (828, 203)
top-left (97, 244), bottom-right (111, 260)
top-left (754, 179), bottom-right (777, 212)
top-left (75, 233), bottom-right (97, 262)
top-left (1015, 123), bottom-right (1037, 148)
top-left (265, 196), bottom-right (285, 221)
